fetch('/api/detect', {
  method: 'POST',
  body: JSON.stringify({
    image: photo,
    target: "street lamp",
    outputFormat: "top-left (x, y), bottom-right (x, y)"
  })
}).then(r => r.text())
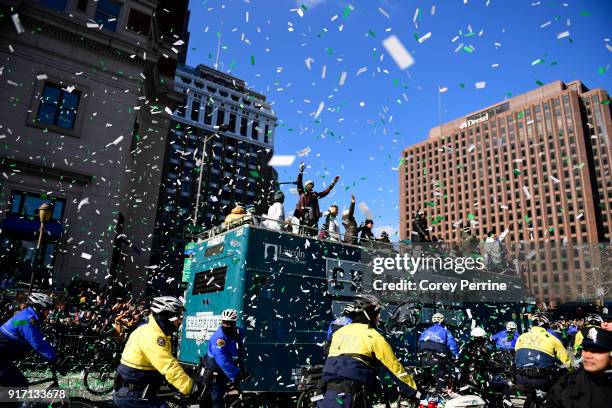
top-left (28, 203), bottom-right (53, 295)
top-left (192, 123), bottom-right (230, 229)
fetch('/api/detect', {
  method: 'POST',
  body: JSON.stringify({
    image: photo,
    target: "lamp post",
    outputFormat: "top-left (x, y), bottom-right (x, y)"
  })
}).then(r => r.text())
top-left (28, 203), bottom-right (53, 295)
top-left (192, 124), bottom-right (229, 229)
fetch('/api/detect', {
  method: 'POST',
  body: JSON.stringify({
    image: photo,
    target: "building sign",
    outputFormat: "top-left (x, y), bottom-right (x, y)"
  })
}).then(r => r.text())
top-left (185, 311), bottom-right (222, 344)
top-left (460, 112), bottom-right (489, 129)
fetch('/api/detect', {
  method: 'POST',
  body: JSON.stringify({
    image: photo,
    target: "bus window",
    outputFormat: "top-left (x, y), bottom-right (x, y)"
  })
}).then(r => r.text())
top-left (193, 266), bottom-right (227, 294)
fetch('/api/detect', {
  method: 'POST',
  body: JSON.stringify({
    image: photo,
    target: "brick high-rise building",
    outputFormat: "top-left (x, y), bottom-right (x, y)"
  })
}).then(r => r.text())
top-left (401, 80), bottom-right (611, 243)
top-left (400, 80), bottom-right (611, 306)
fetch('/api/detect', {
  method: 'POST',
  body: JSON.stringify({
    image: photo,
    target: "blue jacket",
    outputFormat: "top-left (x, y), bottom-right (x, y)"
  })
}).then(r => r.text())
top-left (206, 327), bottom-right (244, 381)
top-left (567, 325), bottom-right (578, 335)
top-left (547, 328), bottom-right (561, 340)
top-left (326, 316), bottom-right (352, 342)
top-left (418, 323), bottom-right (459, 358)
top-left (0, 307), bottom-right (57, 362)
top-left (491, 330), bottom-right (519, 350)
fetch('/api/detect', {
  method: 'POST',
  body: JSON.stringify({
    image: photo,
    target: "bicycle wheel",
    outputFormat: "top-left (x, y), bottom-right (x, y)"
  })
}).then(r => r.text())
top-left (296, 389), bottom-right (319, 408)
top-left (229, 393), bottom-right (269, 408)
top-left (84, 365), bottom-right (115, 395)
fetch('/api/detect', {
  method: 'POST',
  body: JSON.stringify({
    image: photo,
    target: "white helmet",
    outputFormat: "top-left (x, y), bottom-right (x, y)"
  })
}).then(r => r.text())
top-left (506, 321), bottom-right (517, 332)
top-left (221, 309), bottom-right (238, 322)
top-left (150, 296), bottom-right (185, 315)
top-left (28, 293), bottom-right (53, 309)
top-left (471, 327), bottom-right (486, 338)
top-left (432, 312), bottom-right (445, 323)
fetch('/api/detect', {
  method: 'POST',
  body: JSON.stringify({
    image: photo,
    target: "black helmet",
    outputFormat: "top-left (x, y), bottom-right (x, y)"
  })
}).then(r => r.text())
top-left (531, 312), bottom-right (549, 327)
top-left (353, 294), bottom-right (383, 318)
top-left (585, 314), bottom-right (603, 327)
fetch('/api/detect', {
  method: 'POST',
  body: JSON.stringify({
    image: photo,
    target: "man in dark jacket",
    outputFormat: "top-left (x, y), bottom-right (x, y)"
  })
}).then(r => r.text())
top-left (358, 219), bottom-right (375, 245)
top-left (411, 210), bottom-right (430, 242)
top-left (545, 326), bottom-right (612, 407)
top-left (294, 162), bottom-right (339, 236)
top-left (342, 195), bottom-right (358, 245)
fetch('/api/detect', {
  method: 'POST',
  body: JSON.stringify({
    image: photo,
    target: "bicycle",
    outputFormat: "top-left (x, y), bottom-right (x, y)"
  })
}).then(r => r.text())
top-left (5, 365), bottom-right (79, 407)
top-left (83, 345), bottom-right (119, 395)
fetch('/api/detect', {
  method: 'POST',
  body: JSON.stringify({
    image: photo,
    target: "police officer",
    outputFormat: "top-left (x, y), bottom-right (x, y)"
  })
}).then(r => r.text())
top-left (0, 293), bottom-right (66, 386)
top-left (545, 326), bottom-right (612, 407)
top-left (515, 313), bottom-right (571, 396)
top-left (491, 321), bottom-right (519, 351)
top-left (325, 304), bottom-right (354, 344)
top-left (418, 312), bottom-right (459, 395)
top-left (573, 314), bottom-right (602, 352)
top-left (459, 327), bottom-right (491, 389)
top-left (318, 294), bottom-right (418, 408)
top-left (114, 296), bottom-right (197, 408)
top-left (203, 309), bottom-right (245, 408)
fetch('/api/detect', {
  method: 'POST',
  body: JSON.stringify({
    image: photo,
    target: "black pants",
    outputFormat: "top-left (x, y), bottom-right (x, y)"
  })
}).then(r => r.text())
top-left (420, 353), bottom-right (451, 395)
top-left (300, 218), bottom-right (318, 236)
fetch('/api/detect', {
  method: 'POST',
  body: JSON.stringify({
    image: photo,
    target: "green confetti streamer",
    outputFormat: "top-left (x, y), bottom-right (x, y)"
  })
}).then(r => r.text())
top-left (536, 80), bottom-right (544, 86)
top-left (342, 5), bottom-right (351, 18)
top-left (463, 45), bottom-right (475, 53)
top-left (250, 55), bottom-right (255, 65)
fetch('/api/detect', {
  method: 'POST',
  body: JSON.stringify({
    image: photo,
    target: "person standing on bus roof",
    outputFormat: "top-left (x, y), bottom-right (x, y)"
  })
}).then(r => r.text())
top-left (294, 161), bottom-right (339, 236)
top-left (263, 190), bottom-right (285, 231)
top-left (203, 309), bottom-right (245, 408)
top-left (341, 195), bottom-right (358, 245)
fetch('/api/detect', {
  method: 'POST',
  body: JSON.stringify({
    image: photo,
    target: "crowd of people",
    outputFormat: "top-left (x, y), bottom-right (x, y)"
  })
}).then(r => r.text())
top-left (223, 162), bottom-right (392, 246)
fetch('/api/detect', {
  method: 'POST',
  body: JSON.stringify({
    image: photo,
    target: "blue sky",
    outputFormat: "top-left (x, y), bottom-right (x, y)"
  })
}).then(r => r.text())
top-left (185, 0), bottom-right (611, 239)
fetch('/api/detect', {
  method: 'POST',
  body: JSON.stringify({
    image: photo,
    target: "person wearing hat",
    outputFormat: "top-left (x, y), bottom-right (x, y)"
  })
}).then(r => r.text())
top-left (202, 309), bottom-right (245, 408)
top-left (318, 294), bottom-right (418, 407)
top-left (418, 312), bottom-right (459, 397)
top-left (263, 190), bottom-right (286, 231)
top-left (514, 312), bottom-right (572, 398)
top-left (224, 203), bottom-right (247, 228)
top-left (294, 161), bottom-right (339, 236)
top-left (545, 326), bottom-right (612, 407)
top-left (0, 293), bottom-right (67, 387)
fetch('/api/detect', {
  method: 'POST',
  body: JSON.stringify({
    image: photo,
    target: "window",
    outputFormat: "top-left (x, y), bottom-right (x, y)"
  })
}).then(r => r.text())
top-left (40, 0), bottom-right (67, 11)
top-left (264, 124), bottom-right (270, 143)
top-left (204, 105), bottom-right (213, 125)
top-left (36, 83), bottom-right (80, 129)
top-left (76, 0), bottom-right (88, 12)
top-left (126, 9), bottom-right (150, 35)
top-left (240, 117), bottom-right (248, 136)
top-left (252, 121), bottom-right (259, 140)
top-left (216, 109), bottom-right (225, 127)
top-left (229, 113), bottom-right (237, 133)
top-left (95, 0), bottom-right (122, 31)
top-left (191, 100), bottom-right (200, 122)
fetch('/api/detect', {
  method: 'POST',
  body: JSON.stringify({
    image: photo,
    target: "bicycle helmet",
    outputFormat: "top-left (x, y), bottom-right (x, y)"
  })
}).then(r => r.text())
top-left (342, 303), bottom-right (355, 316)
top-left (531, 312), bottom-right (549, 327)
top-left (28, 293), bottom-right (53, 309)
top-left (220, 308), bottom-right (239, 322)
top-left (150, 296), bottom-right (185, 316)
top-left (585, 314), bottom-right (603, 327)
top-left (432, 312), bottom-right (445, 323)
top-left (471, 327), bottom-right (487, 338)
top-left (506, 321), bottom-right (517, 332)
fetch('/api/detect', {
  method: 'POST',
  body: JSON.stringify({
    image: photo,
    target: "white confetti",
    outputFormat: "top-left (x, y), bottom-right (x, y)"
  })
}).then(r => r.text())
top-left (382, 35), bottom-right (415, 70)
top-left (304, 57), bottom-right (314, 70)
top-left (418, 32), bottom-right (432, 44)
top-left (557, 31), bottom-right (570, 39)
top-left (86, 23), bottom-right (99, 29)
top-left (297, 146), bottom-right (311, 157)
top-left (522, 186), bottom-right (532, 200)
top-left (576, 213), bottom-right (584, 220)
top-left (378, 8), bottom-right (390, 18)
top-left (11, 14), bottom-right (24, 34)
top-left (105, 135), bottom-right (124, 147)
top-left (356, 66), bottom-right (367, 75)
top-left (313, 101), bottom-right (325, 120)
top-left (173, 39), bottom-right (185, 46)
top-left (77, 197), bottom-right (90, 212)
top-left (268, 155), bottom-right (296, 167)
top-left (339, 71), bottom-right (347, 86)
top-left (65, 85), bottom-right (76, 93)
top-left (439, 86), bottom-right (448, 93)
top-left (475, 81), bottom-right (486, 89)
top-left (549, 175), bottom-right (560, 184)
top-left (36, 74), bottom-right (48, 80)
top-left (81, 252), bottom-right (92, 260)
